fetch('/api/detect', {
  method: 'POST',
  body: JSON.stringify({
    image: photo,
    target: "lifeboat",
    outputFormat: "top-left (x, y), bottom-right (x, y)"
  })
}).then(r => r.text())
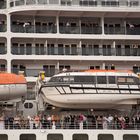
top-left (0, 73), bottom-right (27, 101)
top-left (39, 70), bottom-right (140, 109)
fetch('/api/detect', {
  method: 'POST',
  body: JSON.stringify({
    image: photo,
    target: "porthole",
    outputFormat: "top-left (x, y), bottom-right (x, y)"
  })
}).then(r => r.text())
top-left (24, 102), bottom-right (33, 109)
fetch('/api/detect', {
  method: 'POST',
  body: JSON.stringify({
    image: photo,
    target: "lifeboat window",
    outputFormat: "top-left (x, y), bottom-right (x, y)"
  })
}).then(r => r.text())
top-left (0, 134), bottom-right (8, 140)
top-left (108, 76), bottom-right (116, 84)
top-left (20, 134), bottom-right (36, 140)
top-left (74, 76), bottom-right (95, 83)
top-left (49, 77), bottom-right (63, 82)
top-left (63, 76), bottom-right (74, 82)
top-left (126, 77), bottom-right (134, 83)
top-left (117, 76), bottom-right (139, 84)
top-left (97, 76), bottom-right (107, 84)
top-left (98, 134), bottom-right (114, 140)
top-left (123, 134), bottom-right (139, 140)
top-left (47, 134), bottom-right (63, 140)
top-left (117, 77), bottom-right (126, 84)
top-left (73, 134), bottom-right (88, 140)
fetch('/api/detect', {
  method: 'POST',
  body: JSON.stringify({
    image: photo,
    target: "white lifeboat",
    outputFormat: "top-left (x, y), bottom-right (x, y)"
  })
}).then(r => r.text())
top-left (40, 70), bottom-right (140, 109)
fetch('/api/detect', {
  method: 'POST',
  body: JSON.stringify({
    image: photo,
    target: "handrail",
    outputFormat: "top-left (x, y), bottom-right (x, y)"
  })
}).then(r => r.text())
top-left (8, 0), bottom-right (140, 8)
top-left (0, 121), bottom-right (140, 130)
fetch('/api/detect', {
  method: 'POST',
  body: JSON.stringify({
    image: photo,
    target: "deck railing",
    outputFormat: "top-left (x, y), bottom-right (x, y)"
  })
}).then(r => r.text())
top-left (11, 47), bottom-right (140, 56)
top-left (11, 24), bottom-right (140, 35)
top-left (1, 121), bottom-right (140, 130)
top-left (9, 0), bottom-right (140, 8)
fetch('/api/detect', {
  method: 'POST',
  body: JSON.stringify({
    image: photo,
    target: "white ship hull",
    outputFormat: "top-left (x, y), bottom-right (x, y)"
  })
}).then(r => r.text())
top-left (0, 129), bottom-right (139, 140)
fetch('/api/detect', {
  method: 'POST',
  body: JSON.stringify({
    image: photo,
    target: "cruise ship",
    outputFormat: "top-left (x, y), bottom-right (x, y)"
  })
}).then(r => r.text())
top-left (0, 0), bottom-right (140, 140)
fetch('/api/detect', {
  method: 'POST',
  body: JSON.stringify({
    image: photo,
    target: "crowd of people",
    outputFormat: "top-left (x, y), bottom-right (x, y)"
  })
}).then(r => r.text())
top-left (0, 112), bottom-right (139, 130)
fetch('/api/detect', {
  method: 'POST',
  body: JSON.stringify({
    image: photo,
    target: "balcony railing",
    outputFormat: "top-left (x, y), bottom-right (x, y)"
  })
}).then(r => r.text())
top-left (9, 0), bottom-right (140, 8)
top-left (11, 24), bottom-right (140, 35)
top-left (104, 27), bottom-right (125, 34)
top-left (59, 26), bottom-right (80, 34)
top-left (11, 47), bottom-right (140, 56)
top-left (12, 68), bottom-right (57, 77)
top-left (11, 25), bottom-right (57, 33)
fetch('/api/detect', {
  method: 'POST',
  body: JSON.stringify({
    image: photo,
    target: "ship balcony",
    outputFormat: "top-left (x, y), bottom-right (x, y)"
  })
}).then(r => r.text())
top-left (11, 47), bottom-right (140, 56)
top-left (9, 0), bottom-right (140, 8)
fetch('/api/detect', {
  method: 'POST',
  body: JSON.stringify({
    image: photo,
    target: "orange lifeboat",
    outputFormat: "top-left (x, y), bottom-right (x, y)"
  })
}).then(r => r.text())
top-left (0, 73), bottom-right (27, 101)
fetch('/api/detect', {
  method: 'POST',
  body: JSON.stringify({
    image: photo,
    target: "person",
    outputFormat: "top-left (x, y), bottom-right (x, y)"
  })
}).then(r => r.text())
top-left (108, 114), bottom-right (114, 129)
top-left (102, 115), bottom-right (108, 129)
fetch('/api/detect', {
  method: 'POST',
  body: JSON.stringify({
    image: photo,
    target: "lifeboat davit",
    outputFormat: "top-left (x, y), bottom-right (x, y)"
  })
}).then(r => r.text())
top-left (0, 73), bottom-right (27, 101)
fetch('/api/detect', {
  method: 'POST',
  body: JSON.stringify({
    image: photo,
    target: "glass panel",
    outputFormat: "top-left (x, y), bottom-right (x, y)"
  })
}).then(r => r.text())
top-left (74, 76), bottom-right (95, 83)
top-left (35, 44), bottom-right (40, 55)
top-left (82, 44), bottom-right (87, 55)
top-left (117, 77), bottom-right (126, 83)
top-left (98, 134), bottom-right (114, 140)
top-left (97, 76), bottom-right (107, 84)
top-left (26, 44), bottom-right (32, 55)
top-left (125, 45), bottom-right (130, 56)
top-left (20, 134), bottom-right (36, 140)
top-left (116, 45), bottom-right (122, 56)
top-left (19, 44), bottom-right (25, 55)
top-left (71, 44), bottom-right (77, 55)
top-left (94, 45), bottom-right (99, 55)
top-left (73, 134), bottom-right (88, 140)
top-left (40, 44), bottom-right (45, 55)
top-left (47, 134), bottom-right (63, 140)
top-left (65, 45), bottom-right (70, 55)
top-left (123, 134), bottom-right (139, 140)
top-left (108, 76), bottom-right (116, 84)
top-left (47, 44), bottom-right (55, 55)
top-left (58, 44), bottom-right (64, 55)
top-left (12, 43), bottom-right (18, 54)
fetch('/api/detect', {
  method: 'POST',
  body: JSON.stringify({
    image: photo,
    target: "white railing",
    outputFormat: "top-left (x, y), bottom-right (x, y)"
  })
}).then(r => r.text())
top-left (9, 0), bottom-right (140, 8)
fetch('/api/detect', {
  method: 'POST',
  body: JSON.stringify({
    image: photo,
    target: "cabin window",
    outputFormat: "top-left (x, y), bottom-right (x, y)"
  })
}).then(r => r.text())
top-left (123, 134), bottom-right (139, 140)
top-left (97, 76), bottom-right (107, 84)
top-left (47, 134), bottom-right (63, 140)
top-left (0, 134), bottom-right (8, 140)
top-left (98, 134), bottom-right (114, 140)
top-left (117, 77), bottom-right (126, 83)
top-left (73, 134), bottom-right (88, 140)
top-left (108, 76), bottom-right (116, 84)
top-left (20, 134), bottom-right (36, 140)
